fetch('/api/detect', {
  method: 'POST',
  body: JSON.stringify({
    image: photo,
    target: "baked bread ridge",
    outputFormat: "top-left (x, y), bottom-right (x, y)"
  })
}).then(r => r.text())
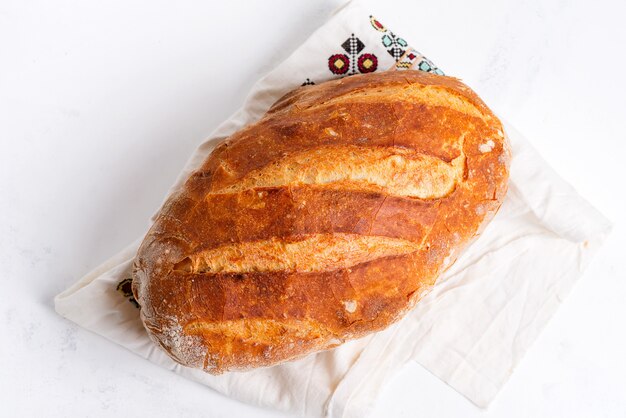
top-left (132, 70), bottom-right (510, 374)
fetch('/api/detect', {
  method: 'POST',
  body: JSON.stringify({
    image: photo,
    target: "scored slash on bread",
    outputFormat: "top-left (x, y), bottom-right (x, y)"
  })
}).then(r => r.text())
top-left (132, 70), bottom-right (510, 374)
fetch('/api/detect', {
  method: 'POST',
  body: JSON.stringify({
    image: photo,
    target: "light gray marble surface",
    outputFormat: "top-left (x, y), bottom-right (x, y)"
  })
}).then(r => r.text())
top-left (1, 0), bottom-right (624, 416)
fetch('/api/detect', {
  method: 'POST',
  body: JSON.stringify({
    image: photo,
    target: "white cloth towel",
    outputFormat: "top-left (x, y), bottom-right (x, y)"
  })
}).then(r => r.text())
top-left (55, 1), bottom-right (611, 417)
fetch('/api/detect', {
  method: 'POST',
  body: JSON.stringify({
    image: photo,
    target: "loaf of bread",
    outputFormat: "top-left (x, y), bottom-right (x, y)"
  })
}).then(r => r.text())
top-left (132, 70), bottom-right (510, 374)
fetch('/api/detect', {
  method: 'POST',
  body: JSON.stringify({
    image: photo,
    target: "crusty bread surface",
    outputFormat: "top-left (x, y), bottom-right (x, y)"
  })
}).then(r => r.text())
top-left (132, 70), bottom-right (510, 374)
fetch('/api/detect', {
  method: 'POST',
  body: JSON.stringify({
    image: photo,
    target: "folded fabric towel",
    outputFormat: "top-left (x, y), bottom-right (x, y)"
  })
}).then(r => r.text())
top-left (55, 1), bottom-right (611, 416)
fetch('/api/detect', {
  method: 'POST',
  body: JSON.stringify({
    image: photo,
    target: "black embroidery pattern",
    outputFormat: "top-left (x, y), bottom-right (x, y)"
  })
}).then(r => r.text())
top-left (382, 31), bottom-right (409, 61)
top-left (328, 34), bottom-right (378, 76)
top-left (369, 15), bottom-right (444, 75)
top-left (116, 277), bottom-right (140, 309)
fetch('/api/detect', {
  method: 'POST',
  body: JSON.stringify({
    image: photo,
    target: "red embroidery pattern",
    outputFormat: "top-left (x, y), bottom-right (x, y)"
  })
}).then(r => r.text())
top-left (328, 54), bottom-right (350, 75)
top-left (357, 53), bottom-right (378, 73)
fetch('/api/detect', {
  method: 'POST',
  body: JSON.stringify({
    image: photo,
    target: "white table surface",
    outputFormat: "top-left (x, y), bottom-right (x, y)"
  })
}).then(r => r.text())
top-left (1, 0), bottom-right (625, 416)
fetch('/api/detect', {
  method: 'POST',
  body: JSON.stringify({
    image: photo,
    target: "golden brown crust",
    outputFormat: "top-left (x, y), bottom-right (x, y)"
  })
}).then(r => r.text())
top-left (132, 70), bottom-right (510, 374)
